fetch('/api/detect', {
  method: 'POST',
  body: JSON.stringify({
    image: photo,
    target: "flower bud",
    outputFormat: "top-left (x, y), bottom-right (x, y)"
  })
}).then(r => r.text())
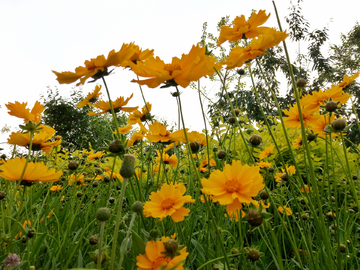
top-left (0, 190), bottom-right (6, 200)
top-left (234, 108), bottom-right (240, 116)
top-left (296, 78), bottom-right (306, 88)
top-left (217, 150), bottom-right (226, 159)
top-left (89, 235), bottom-right (98, 245)
top-left (68, 160), bottom-right (78, 170)
top-left (109, 140), bottom-right (124, 153)
top-left (109, 197), bottom-right (115, 204)
top-left (95, 168), bottom-right (103, 174)
top-left (268, 167), bottom-right (274, 173)
top-left (132, 201), bottom-right (144, 213)
top-left (93, 250), bottom-right (107, 265)
top-left (331, 119), bottom-right (346, 131)
top-left (190, 141), bottom-right (201, 153)
top-left (164, 239), bottom-right (178, 254)
top-left (246, 209), bottom-right (263, 227)
top-left (237, 69), bottom-right (245, 76)
top-left (150, 229), bottom-right (160, 239)
top-left (249, 134), bottom-right (262, 146)
top-left (325, 101), bottom-right (338, 112)
top-left (259, 190), bottom-right (269, 200)
top-left (95, 207), bottom-right (111, 222)
top-left (281, 173), bottom-right (288, 181)
top-left (248, 249), bottom-right (260, 261)
top-left (228, 117), bottom-right (236, 124)
top-left (307, 133), bottom-right (316, 142)
top-left (92, 181), bottom-right (99, 188)
top-left (120, 154), bottom-right (136, 178)
top-left (27, 229), bottom-right (36, 238)
top-left (339, 244), bottom-right (346, 253)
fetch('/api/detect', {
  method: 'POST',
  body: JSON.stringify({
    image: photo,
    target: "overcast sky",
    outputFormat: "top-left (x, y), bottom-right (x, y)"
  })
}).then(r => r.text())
top-left (1, 0), bottom-right (359, 154)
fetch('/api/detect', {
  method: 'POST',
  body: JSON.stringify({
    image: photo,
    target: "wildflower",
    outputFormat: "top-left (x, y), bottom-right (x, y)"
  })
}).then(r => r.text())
top-left (0, 157), bottom-right (62, 183)
top-left (223, 28), bottom-right (289, 69)
top-left (283, 104), bottom-right (320, 129)
top-left (5, 101), bottom-right (44, 123)
top-left (136, 236), bottom-right (188, 270)
top-left (275, 172), bottom-right (283, 183)
top-left (68, 174), bottom-right (86, 186)
top-left (338, 71), bottom-right (359, 88)
top-left (186, 131), bottom-right (207, 146)
top-left (310, 114), bottom-right (337, 138)
top-left (287, 165), bottom-right (296, 175)
top-left (143, 183), bottom-right (195, 222)
top-left (292, 136), bottom-right (302, 149)
top-left (50, 185), bottom-right (63, 192)
top-left (127, 102), bottom-right (152, 125)
top-left (52, 43), bottom-right (134, 86)
top-left (88, 151), bottom-right (105, 161)
top-left (257, 161), bottom-right (271, 168)
top-left (130, 44), bottom-right (222, 88)
top-left (146, 121), bottom-right (173, 143)
top-left (258, 145), bottom-right (274, 160)
top-left (96, 170), bottom-right (123, 182)
top-left (201, 160), bottom-right (264, 212)
top-left (226, 209), bottom-right (245, 221)
top-left (113, 125), bottom-right (133, 134)
top-left (2, 253), bottom-right (21, 270)
top-left (122, 43), bottom-right (154, 67)
top-left (135, 168), bottom-right (145, 179)
top-left (199, 156), bottom-right (216, 172)
top-left (278, 206), bottom-right (292, 215)
top-left (77, 85), bottom-right (102, 107)
top-left (88, 94), bottom-right (138, 116)
top-left (301, 185), bottom-right (311, 193)
top-left (217, 10), bottom-right (271, 46)
top-left (155, 150), bottom-right (178, 168)
top-left (126, 128), bottom-right (147, 147)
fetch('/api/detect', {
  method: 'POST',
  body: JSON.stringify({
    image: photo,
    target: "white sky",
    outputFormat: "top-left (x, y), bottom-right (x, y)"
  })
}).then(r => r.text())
top-left (1, 0), bottom-right (359, 154)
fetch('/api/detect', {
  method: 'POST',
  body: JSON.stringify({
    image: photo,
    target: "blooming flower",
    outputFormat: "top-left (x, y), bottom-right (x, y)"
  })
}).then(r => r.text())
top-left (217, 10), bottom-right (271, 46)
top-left (301, 185), bottom-right (311, 193)
top-left (50, 185), bottom-right (63, 192)
top-left (127, 102), bottom-right (152, 125)
top-left (88, 94), bottom-right (138, 116)
top-left (201, 160), bottom-right (264, 212)
top-left (257, 161), bottom-right (271, 168)
top-left (6, 101), bottom-right (44, 123)
top-left (337, 71), bottom-right (359, 88)
top-left (77, 85), bottom-right (102, 107)
top-left (259, 145), bottom-right (274, 160)
top-left (87, 151), bottom-right (106, 161)
top-left (136, 236), bottom-right (188, 270)
top-left (155, 150), bottom-right (178, 168)
top-left (113, 124), bottom-right (133, 134)
top-left (199, 156), bottom-right (216, 172)
top-left (0, 157), bottom-right (62, 183)
top-left (122, 43), bottom-right (154, 67)
top-left (223, 28), bottom-right (289, 69)
top-left (130, 44), bottom-right (222, 88)
top-left (292, 136), bottom-right (302, 149)
top-left (146, 121), bottom-right (174, 143)
top-left (126, 127), bottom-right (147, 147)
top-left (278, 206), bottom-right (292, 215)
top-left (143, 182), bottom-right (195, 222)
top-left (283, 104), bottom-right (320, 129)
top-left (68, 174), bottom-right (86, 186)
top-left (96, 170), bottom-right (123, 182)
top-left (52, 43), bottom-right (134, 86)
top-left (310, 114), bottom-right (337, 138)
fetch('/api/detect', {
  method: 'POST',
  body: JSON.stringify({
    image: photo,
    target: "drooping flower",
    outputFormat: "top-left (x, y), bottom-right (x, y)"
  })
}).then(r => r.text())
top-left (201, 160), bottom-right (264, 212)
top-left (6, 101), bottom-right (44, 123)
top-left (337, 71), bottom-right (359, 88)
top-left (136, 236), bottom-right (188, 270)
top-left (155, 150), bottom-right (178, 168)
top-left (143, 183), bottom-right (195, 222)
top-left (127, 102), bottom-right (152, 125)
top-left (258, 145), bottom-right (274, 160)
top-left (113, 124), bottom-right (133, 134)
top-left (52, 43), bottom-right (134, 86)
top-left (217, 10), bottom-right (271, 46)
top-left (283, 104), bottom-right (320, 129)
top-left (130, 44), bottom-right (222, 88)
top-left (278, 206), bottom-right (292, 215)
top-left (77, 85), bottom-right (102, 107)
top-left (0, 157), bottom-right (62, 183)
top-left (50, 185), bottom-right (63, 192)
top-left (88, 94), bottom-right (138, 116)
top-left (223, 28), bottom-right (289, 69)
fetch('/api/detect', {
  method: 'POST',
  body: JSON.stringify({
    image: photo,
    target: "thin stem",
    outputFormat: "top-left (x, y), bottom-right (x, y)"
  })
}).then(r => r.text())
top-left (102, 77), bottom-right (120, 138)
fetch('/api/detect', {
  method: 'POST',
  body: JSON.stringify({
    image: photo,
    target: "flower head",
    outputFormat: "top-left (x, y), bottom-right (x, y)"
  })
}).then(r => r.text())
top-left (155, 150), bottom-right (178, 168)
top-left (130, 44), bottom-right (222, 88)
top-left (0, 157), bottom-right (62, 183)
top-left (126, 127), bottom-right (147, 147)
top-left (257, 161), bottom-right (271, 168)
top-left (201, 160), bottom-right (264, 212)
top-left (114, 124), bottom-right (133, 134)
top-left (217, 10), bottom-right (271, 46)
top-left (283, 104), bottom-right (320, 129)
top-left (292, 136), bottom-right (302, 149)
top-left (338, 71), bottom-right (359, 88)
top-left (310, 114), bottom-right (337, 138)
top-left (122, 43), bottom-right (154, 66)
top-left (2, 253), bottom-right (21, 270)
top-left (50, 185), bottom-right (63, 192)
top-left (136, 236), bottom-right (188, 270)
top-left (6, 101), bottom-right (44, 123)
top-left (146, 122), bottom-right (174, 143)
top-left (259, 145), bottom-right (274, 160)
top-left (278, 206), bottom-right (292, 215)
top-left (77, 85), bottom-right (102, 107)
top-left (143, 183), bottom-right (195, 222)
top-left (87, 151), bottom-right (105, 161)
top-left (88, 94), bottom-right (138, 116)
top-left (127, 102), bottom-right (152, 125)
top-left (52, 44), bottom-right (134, 86)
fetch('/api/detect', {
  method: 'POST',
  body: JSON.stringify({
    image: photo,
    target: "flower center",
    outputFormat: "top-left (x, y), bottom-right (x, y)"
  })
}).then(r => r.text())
top-left (164, 64), bottom-right (181, 76)
top-left (161, 198), bottom-right (175, 210)
top-left (151, 256), bottom-right (171, 269)
top-left (225, 179), bottom-right (241, 193)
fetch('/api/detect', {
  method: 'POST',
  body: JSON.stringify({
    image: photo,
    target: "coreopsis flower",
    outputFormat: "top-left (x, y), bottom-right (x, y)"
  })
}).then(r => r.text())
top-left (143, 182), bottom-right (195, 222)
top-left (113, 124), bottom-right (133, 134)
top-left (186, 131), bottom-right (207, 146)
top-left (126, 128), bottom-right (147, 147)
top-left (338, 71), bottom-right (359, 88)
top-left (50, 185), bottom-right (63, 192)
top-left (136, 236), bottom-right (188, 270)
top-left (0, 157), bottom-right (62, 183)
top-left (278, 206), bottom-right (292, 215)
top-left (122, 43), bottom-right (154, 67)
top-left (292, 136), bottom-right (302, 149)
top-left (127, 102), bottom-right (152, 125)
top-left (96, 171), bottom-right (123, 182)
top-left (155, 150), bottom-right (178, 168)
top-left (226, 209), bottom-right (246, 222)
top-left (283, 104), bottom-right (320, 129)
top-left (6, 101), bottom-right (44, 123)
top-left (217, 10), bottom-right (271, 46)
top-left (258, 145), bottom-right (274, 160)
top-left (7, 126), bottom-right (61, 154)
top-left (257, 161), bottom-right (271, 168)
top-left (88, 94), bottom-right (138, 116)
top-left (146, 121), bottom-right (174, 143)
top-left (199, 156), bottom-right (216, 172)
top-left (130, 44), bottom-right (222, 88)
top-left (301, 185), bottom-right (311, 193)
top-left (287, 165), bottom-right (296, 175)
top-left (201, 160), bottom-right (264, 212)
top-left (223, 28), bottom-right (289, 69)
top-left (77, 85), bottom-right (102, 107)
top-left (68, 174), bottom-right (86, 186)
top-left (87, 151), bottom-right (105, 161)
top-left (52, 43), bottom-right (134, 86)
top-left (310, 114), bottom-right (337, 138)
top-left (275, 172), bottom-right (283, 183)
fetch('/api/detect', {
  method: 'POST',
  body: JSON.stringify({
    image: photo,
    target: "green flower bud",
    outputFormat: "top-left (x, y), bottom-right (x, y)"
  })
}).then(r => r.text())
top-left (249, 134), bottom-right (262, 146)
top-left (246, 209), bottom-right (263, 227)
top-left (132, 201), bottom-right (144, 213)
top-left (248, 249), bottom-right (260, 261)
top-left (120, 154), bottom-right (136, 178)
top-left (109, 140), bottom-right (124, 153)
top-left (95, 207), bottom-right (111, 222)
top-left (164, 239), bottom-right (178, 254)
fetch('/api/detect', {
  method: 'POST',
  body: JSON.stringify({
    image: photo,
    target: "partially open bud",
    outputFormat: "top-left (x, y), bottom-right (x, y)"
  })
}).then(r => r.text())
top-left (246, 209), bottom-right (263, 227)
top-left (190, 141), bottom-right (201, 153)
top-left (249, 134), bottom-right (262, 146)
top-left (248, 249), bottom-right (260, 261)
top-left (68, 161), bottom-right (78, 170)
top-left (109, 140), bottom-right (124, 153)
top-left (296, 78), bottom-right (306, 88)
top-left (120, 154), bottom-right (136, 178)
top-left (331, 119), bottom-right (346, 131)
top-left (95, 207), bottom-right (111, 222)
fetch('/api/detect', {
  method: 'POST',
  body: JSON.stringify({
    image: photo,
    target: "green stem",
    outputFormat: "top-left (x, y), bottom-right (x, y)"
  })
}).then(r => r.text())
top-left (102, 77), bottom-right (120, 138)
top-left (98, 221), bottom-right (105, 270)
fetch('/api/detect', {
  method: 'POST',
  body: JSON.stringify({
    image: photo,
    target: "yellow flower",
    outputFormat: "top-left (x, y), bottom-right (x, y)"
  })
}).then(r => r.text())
top-left (88, 94), bottom-right (138, 116)
top-left (146, 122), bottom-right (173, 143)
top-left (278, 206), bottom-right (292, 215)
top-left (287, 165), bottom-right (296, 175)
top-left (6, 101), bottom-right (44, 123)
top-left (199, 156), bottom-right (216, 172)
top-left (122, 43), bottom-right (154, 67)
top-left (96, 170), bottom-right (123, 182)
top-left (257, 161), bottom-right (271, 168)
top-left (127, 102), bottom-right (152, 125)
top-left (50, 185), bottom-right (63, 192)
top-left (8, 126), bottom-right (61, 154)
top-left (223, 28), bottom-right (289, 69)
top-left (310, 114), bottom-right (337, 138)
top-left (0, 157), bottom-right (62, 183)
top-left (186, 131), bottom-right (207, 146)
top-left (136, 236), bottom-right (188, 270)
top-left (226, 209), bottom-right (245, 222)
top-left (113, 124), bottom-right (133, 134)
top-left (126, 128), bottom-right (147, 147)
top-left (68, 174), bottom-right (86, 186)
top-left (283, 104), bottom-right (320, 129)
top-left (143, 183), bottom-right (195, 222)
top-left (275, 172), bottom-right (283, 183)
top-left (87, 151), bottom-right (105, 161)
top-left (77, 85), bottom-right (102, 108)
top-left (301, 185), bottom-right (311, 193)
top-left (217, 10), bottom-right (271, 46)
top-left (292, 136), bottom-right (302, 149)
top-left (130, 44), bottom-right (222, 88)
top-left (259, 145), bottom-right (274, 160)
top-left (155, 150), bottom-right (178, 168)
top-left (52, 43), bottom-right (134, 86)
top-left (201, 160), bottom-right (264, 212)
top-left (338, 71), bottom-right (359, 88)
